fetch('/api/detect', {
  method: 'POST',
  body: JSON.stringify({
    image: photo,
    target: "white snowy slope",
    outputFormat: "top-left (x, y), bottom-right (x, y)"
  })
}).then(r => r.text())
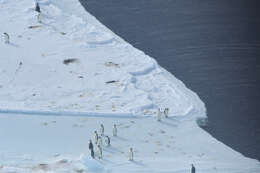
top-left (0, 0), bottom-right (259, 173)
top-left (0, 0), bottom-right (204, 117)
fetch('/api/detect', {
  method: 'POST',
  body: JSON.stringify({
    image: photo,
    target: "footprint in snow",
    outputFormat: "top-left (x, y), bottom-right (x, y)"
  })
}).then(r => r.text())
top-left (148, 132), bottom-right (153, 136)
top-left (41, 122), bottom-right (48, 126)
top-left (73, 124), bottom-right (84, 128)
top-left (32, 163), bottom-right (50, 171)
top-left (75, 169), bottom-right (85, 173)
top-left (155, 141), bottom-right (162, 146)
top-left (159, 129), bottom-right (166, 134)
top-left (198, 153), bottom-right (205, 157)
top-left (56, 159), bottom-right (68, 164)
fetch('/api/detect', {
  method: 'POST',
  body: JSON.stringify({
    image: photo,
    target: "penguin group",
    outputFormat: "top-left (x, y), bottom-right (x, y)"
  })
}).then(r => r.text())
top-left (157, 108), bottom-right (169, 121)
top-left (88, 123), bottom-right (134, 161)
top-left (87, 109), bottom-right (185, 165)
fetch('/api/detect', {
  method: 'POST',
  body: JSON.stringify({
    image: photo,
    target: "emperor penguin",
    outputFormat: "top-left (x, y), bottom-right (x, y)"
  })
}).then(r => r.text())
top-left (37, 12), bottom-right (43, 23)
top-left (3, 33), bottom-right (9, 44)
top-left (97, 144), bottom-right (102, 159)
top-left (164, 108), bottom-right (169, 118)
top-left (129, 147), bottom-right (134, 161)
top-left (94, 131), bottom-right (98, 144)
top-left (113, 124), bottom-right (117, 136)
top-left (105, 135), bottom-right (110, 147)
top-left (191, 164), bottom-right (196, 173)
top-left (157, 108), bottom-right (162, 121)
top-left (100, 124), bottom-right (104, 136)
top-left (35, 2), bottom-right (41, 13)
top-left (97, 136), bottom-right (102, 146)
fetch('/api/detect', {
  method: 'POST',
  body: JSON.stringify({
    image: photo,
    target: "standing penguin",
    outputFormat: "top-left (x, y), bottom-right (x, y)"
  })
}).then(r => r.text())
top-left (191, 164), bottom-right (196, 173)
top-left (105, 136), bottom-right (110, 147)
top-left (97, 136), bottom-right (102, 146)
top-left (89, 140), bottom-right (95, 158)
top-left (113, 124), bottom-right (117, 137)
top-left (35, 2), bottom-right (41, 13)
top-left (100, 124), bottom-right (104, 136)
top-left (164, 108), bottom-right (169, 118)
top-left (37, 12), bottom-right (42, 23)
top-left (89, 140), bottom-right (94, 150)
top-left (90, 148), bottom-right (95, 159)
top-left (97, 144), bottom-right (102, 159)
top-left (157, 108), bottom-right (162, 121)
top-left (94, 131), bottom-right (98, 144)
top-left (3, 33), bottom-right (9, 44)
top-left (129, 148), bottom-right (134, 161)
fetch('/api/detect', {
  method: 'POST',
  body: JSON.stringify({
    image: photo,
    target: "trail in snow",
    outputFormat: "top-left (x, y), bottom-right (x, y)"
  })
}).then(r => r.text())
top-left (0, 109), bottom-right (136, 118)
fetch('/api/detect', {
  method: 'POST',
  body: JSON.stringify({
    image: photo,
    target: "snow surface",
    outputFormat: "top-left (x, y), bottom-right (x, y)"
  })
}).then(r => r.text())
top-left (0, 0), bottom-right (259, 172)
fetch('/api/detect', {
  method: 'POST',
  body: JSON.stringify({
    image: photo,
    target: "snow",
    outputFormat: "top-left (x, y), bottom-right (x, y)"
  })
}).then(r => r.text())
top-left (81, 155), bottom-right (105, 172)
top-left (0, 0), bottom-right (259, 172)
top-left (0, 0), bottom-right (204, 118)
top-left (0, 114), bottom-right (259, 173)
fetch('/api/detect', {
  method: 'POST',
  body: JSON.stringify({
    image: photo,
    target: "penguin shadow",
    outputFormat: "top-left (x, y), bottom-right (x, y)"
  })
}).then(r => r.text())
top-left (159, 120), bottom-right (177, 128)
top-left (112, 136), bottom-right (127, 141)
top-left (131, 160), bottom-right (146, 167)
top-left (167, 117), bottom-right (181, 123)
top-left (103, 147), bottom-right (116, 154)
top-left (9, 42), bottom-right (19, 48)
top-left (99, 157), bottom-right (113, 164)
top-left (103, 146), bottom-right (121, 153)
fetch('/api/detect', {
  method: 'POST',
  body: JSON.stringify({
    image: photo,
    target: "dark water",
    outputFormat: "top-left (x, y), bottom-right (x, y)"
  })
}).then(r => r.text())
top-left (79, 0), bottom-right (260, 160)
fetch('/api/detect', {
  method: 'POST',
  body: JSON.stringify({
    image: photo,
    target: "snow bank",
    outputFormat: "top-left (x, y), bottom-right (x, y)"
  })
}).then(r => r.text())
top-left (0, 0), bottom-right (206, 120)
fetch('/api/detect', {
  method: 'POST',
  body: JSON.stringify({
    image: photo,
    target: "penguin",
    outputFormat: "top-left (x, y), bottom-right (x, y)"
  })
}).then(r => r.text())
top-left (100, 124), bottom-right (104, 136)
top-left (97, 145), bottom-right (102, 159)
top-left (97, 136), bottom-right (102, 146)
top-left (105, 136), bottom-right (110, 147)
top-left (191, 164), bottom-right (196, 173)
top-left (164, 108), bottom-right (169, 118)
top-left (89, 140), bottom-right (94, 151)
top-left (35, 2), bottom-right (41, 13)
top-left (3, 32), bottom-right (9, 44)
top-left (113, 124), bottom-right (117, 137)
top-left (90, 148), bottom-right (95, 159)
top-left (129, 147), bottom-right (134, 161)
top-left (37, 12), bottom-right (42, 23)
top-left (157, 108), bottom-right (162, 121)
top-left (94, 131), bottom-right (98, 144)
